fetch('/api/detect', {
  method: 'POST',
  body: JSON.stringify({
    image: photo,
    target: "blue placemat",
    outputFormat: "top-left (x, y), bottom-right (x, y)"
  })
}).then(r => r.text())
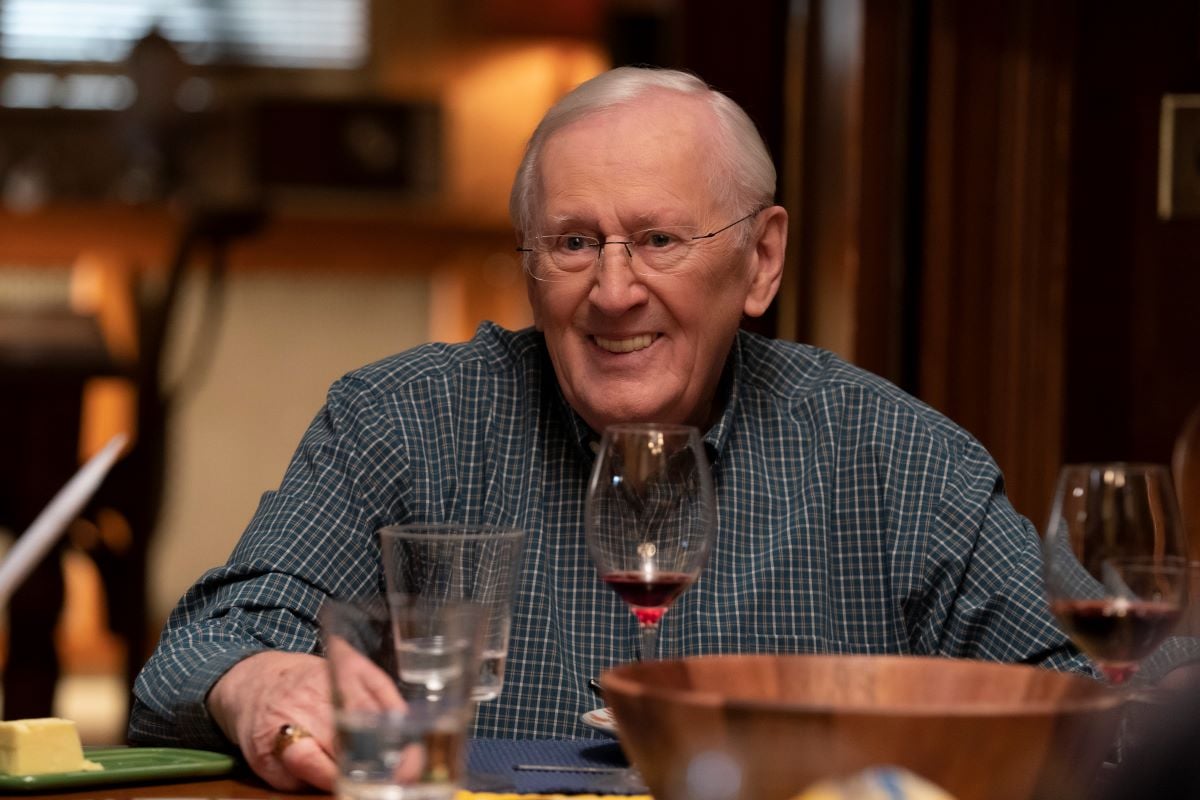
top-left (466, 738), bottom-right (647, 795)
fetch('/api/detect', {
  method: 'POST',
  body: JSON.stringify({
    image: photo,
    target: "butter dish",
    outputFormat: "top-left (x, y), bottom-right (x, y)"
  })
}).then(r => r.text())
top-left (0, 747), bottom-right (235, 792)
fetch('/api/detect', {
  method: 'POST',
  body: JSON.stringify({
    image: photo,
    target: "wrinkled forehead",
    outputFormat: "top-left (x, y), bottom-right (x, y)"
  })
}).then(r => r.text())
top-left (534, 93), bottom-right (725, 224)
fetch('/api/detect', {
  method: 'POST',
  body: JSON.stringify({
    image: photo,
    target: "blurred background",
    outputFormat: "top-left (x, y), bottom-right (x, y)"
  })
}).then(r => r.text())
top-left (0, 0), bottom-right (1197, 743)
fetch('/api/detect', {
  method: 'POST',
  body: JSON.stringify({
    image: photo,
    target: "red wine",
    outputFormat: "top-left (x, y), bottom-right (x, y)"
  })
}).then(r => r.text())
top-left (1051, 598), bottom-right (1181, 682)
top-left (603, 570), bottom-right (693, 625)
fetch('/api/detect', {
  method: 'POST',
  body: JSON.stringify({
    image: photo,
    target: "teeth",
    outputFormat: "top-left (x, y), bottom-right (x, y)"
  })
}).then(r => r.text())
top-left (594, 334), bottom-right (655, 353)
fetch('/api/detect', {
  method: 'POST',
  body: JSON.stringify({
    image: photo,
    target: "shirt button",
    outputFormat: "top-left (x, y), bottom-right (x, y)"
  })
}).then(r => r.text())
top-left (588, 440), bottom-right (600, 454)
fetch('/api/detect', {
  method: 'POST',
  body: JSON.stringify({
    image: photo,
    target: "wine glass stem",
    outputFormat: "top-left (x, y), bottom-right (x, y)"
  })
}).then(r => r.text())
top-left (637, 621), bottom-right (660, 661)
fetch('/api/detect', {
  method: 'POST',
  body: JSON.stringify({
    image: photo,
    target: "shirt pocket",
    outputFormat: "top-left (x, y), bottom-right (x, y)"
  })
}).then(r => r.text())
top-left (743, 633), bottom-right (847, 655)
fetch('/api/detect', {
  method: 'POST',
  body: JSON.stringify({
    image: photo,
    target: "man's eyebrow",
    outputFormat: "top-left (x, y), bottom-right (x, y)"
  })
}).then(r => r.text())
top-left (545, 214), bottom-right (594, 230)
top-left (630, 210), bottom-right (698, 228)
top-left (543, 211), bottom-right (692, 232)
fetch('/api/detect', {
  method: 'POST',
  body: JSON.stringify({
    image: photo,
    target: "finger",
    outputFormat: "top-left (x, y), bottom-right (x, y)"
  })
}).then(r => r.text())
top-left (333, 646), bottom-right (406, 712)
top-left (393, 742), bottom-right (427, 784)
top-left (329, 638), bottom-right (396, 711)
top-left (247, 750), bottom-right (311, 793)
top-left (278, 734), bottom-right (339, 792)
top-left (247, 712), bottom-right (336, 792)
top-left (361, 662), bottom-right (406, 709)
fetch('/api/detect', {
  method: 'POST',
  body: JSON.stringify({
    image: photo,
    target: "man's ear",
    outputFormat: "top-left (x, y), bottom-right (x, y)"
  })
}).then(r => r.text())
top-left (743, 205), bottom-right (787, 318)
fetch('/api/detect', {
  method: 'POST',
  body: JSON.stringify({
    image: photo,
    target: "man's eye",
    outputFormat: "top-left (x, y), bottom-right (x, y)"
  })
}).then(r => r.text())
top-left (644, 231), bottom-right (679, 248)
top-left (561, 235), bottom-right (592, 252)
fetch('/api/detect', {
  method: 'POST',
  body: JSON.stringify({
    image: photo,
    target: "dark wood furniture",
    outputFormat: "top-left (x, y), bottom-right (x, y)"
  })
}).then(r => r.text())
top-left (0, 204), bottom-right (265, 722)
top-left (0, 309), bottom-right (125, 718)
top-left (1174, 404), bottom-right (1200, 562)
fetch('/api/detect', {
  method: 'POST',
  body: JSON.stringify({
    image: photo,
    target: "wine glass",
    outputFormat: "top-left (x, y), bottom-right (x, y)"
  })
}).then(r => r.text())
top-left (1042, 463), bottom-right (1189, 686)
top-left (585, 423), bottom-right (717, 662)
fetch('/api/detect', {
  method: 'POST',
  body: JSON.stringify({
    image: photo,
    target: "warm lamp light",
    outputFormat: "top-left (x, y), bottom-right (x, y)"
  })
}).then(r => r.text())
top-left (442, 42), bottom-right (609, 224)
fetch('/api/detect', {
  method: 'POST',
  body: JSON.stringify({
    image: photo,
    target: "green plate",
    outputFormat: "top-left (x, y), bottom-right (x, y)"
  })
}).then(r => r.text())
top-left (0, 747), bottom-right (236, 792)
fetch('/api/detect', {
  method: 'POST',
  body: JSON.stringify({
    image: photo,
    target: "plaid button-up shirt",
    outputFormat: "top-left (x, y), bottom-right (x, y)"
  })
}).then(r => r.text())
top-left (130, 322), bottom-right (1086, 746)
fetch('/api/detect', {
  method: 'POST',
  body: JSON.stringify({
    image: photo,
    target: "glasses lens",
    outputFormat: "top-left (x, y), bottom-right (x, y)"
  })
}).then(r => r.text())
top-left (529, 235), bottom-right (593, 280)
top-left (525, 225), bottom-right (713, 281)
top-left (629, 227), bottom-right (697, 271)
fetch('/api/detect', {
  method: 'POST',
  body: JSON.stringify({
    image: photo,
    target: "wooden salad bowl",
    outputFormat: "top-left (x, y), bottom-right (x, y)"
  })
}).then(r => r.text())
top-left (600, 654), bottom-right (1119, 800)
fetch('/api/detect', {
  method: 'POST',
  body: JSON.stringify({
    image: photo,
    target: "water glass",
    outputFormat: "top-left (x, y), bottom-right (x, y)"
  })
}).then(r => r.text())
top-left (378, 524), bottom-right (526, 702)
top-left (388, 595), bottom-right (484, 701)
top-left (321, 597), bottom-right (476, 800)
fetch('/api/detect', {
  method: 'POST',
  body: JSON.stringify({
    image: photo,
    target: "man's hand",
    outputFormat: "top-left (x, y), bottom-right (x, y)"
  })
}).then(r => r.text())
top-left (207, 651), bottom-right (338, 791)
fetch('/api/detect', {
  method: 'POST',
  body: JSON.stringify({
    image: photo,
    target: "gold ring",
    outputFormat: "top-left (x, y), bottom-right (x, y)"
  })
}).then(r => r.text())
top-left (272, 723), bottom-right (312, 759)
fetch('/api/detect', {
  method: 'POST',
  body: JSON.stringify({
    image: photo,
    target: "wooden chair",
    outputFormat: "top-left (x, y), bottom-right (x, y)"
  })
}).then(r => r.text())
top-left (80, 204), bottom-right (266, 715)
top-left (0, 203), bottom-right (265, 722)
top-left (0, 301), bottom-right (124, 719)
top-left (1174, 404), bottom-right (1200, 563)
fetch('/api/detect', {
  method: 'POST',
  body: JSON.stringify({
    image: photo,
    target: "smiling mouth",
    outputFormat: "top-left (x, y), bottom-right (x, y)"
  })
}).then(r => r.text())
top-left (593, 333), bottom-right (658, 353)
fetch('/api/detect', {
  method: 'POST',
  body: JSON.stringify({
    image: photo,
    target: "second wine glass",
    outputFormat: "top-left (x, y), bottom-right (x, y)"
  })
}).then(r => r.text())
top-left (585, 423), bottom-right (716, 662)
top-left (1042, 463), bottom-right (1188, 686)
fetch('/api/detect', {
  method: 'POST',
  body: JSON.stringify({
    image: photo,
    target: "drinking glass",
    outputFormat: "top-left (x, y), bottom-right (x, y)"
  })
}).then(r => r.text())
top-left (585, 423), bottom-right (716, 661)
top-left (386, 597), bottom-right (485, 701)
top-left (1042, 463), bottom-right (1189, 686)
top-left (378, 524), bottom-right (526, 703)
top-left (321, 597), bottom-right (477, 800)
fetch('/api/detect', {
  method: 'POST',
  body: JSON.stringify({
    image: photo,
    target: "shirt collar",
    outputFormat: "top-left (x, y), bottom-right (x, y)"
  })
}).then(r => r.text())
top-left (702, 332), bottom-right (742, 465)
top-left (540, 332), bottom-right (744, 467)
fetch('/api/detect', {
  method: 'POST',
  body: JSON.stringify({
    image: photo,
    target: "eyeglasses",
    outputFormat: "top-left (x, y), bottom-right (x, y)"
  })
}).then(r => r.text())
top-left (516, 208), bottom-right (763, 283)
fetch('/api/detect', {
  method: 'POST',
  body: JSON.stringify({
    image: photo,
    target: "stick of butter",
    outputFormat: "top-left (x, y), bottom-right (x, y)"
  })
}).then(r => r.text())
top-left (0, 718), bottom-right (104, 776)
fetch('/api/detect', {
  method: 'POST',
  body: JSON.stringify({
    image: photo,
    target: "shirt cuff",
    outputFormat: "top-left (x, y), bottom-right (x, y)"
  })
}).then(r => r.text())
top-left (130, 645), bottom-right (267, 749)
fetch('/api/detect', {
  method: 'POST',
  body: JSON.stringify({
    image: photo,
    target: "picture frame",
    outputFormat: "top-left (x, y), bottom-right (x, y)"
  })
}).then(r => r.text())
top-left (1157, 93), bottom-right (1200, 219)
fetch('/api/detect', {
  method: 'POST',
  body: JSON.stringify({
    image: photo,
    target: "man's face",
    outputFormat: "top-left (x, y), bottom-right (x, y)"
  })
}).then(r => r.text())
top-left (525, 91), bottom-right (783, 433)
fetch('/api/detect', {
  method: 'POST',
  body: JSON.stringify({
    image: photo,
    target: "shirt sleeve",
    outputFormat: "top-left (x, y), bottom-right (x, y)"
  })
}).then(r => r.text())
top-left (128, 375), bottom-right (406, 747)
top-left (908, 438), bottom-right (1093, 675)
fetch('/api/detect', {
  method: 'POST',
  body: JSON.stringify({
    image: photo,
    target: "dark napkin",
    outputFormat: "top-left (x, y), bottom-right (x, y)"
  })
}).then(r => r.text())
top-left (466, 738), bottom-right (648, 795)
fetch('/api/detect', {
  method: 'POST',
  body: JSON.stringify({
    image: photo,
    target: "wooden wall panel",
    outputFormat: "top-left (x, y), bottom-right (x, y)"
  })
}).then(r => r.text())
top-left (795, 0), bottom-right (913, 383)
top-left (1065, 2), bottom-right (1200, 469)
top-left (677, 0), bottom-right (790, 339)
top-left (800, 0), bottom-right (865, 362)
top-left (918, 0), bottom-right (1075, 524)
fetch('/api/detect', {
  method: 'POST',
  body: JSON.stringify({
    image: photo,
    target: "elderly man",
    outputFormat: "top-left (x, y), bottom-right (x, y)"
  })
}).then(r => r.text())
top-left (129, 66), bottom-right (1084, 790)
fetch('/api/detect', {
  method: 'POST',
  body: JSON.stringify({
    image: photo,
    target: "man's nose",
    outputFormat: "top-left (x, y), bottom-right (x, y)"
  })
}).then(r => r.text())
top-left (599, 240), bottom-right (633, 261)
top-left (589, 241), bottom-right (647, 313)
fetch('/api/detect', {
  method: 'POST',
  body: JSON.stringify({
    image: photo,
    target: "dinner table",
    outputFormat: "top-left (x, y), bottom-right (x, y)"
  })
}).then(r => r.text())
top-left (4, 739), bottom-right (652, 800)
top-left (12, 780), bottom-right (646, 800)
top-left (16, 773), bottom-right (306, 799)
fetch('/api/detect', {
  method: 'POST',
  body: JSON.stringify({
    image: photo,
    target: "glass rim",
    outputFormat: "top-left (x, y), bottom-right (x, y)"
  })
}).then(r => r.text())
top-left (378, 523), bottom-right (525, 542)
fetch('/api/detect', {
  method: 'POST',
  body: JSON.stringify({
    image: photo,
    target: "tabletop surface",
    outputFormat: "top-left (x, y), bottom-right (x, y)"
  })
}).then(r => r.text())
top-left (3, 740), bottom-right (646, 799)
top-left (10, 773), bottom-right (311, 799)
top-left (10, 774), bottom-right (645, 799)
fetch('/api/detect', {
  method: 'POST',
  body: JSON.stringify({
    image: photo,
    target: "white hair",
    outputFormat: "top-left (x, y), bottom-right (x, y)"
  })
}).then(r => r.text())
top-left (509, 66), bottom-right (777, 241)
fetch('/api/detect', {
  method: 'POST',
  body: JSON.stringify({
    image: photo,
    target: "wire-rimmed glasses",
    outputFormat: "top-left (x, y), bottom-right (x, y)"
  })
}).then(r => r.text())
top-left (517, 207), bottom-right (762, 282)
